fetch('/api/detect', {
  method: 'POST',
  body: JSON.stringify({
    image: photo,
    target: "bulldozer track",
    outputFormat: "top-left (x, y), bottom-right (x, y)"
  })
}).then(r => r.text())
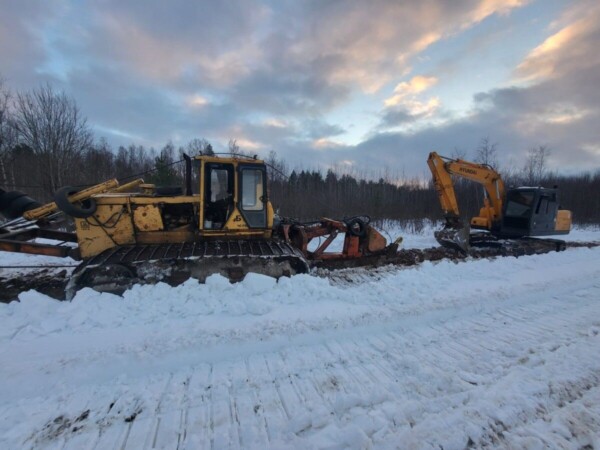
top-left (67, 240), bottom-right (310, 298)
top-left (81, 240), bottom-right (304, 266)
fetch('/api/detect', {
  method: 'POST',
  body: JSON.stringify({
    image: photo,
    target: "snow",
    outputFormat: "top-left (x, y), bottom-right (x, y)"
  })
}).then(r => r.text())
top-left (1, 225), bottom-right (600, 449)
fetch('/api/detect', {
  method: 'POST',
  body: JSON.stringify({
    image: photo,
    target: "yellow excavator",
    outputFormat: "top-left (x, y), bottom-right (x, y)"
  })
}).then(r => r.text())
top-left (427, 152), bottom-right (572, 252)
top-left (0, 154), bottom-right (392, 296)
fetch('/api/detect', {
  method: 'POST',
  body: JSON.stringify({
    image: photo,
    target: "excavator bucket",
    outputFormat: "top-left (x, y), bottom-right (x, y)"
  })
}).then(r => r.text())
top-left (434, 222), bottom-right (471, 254)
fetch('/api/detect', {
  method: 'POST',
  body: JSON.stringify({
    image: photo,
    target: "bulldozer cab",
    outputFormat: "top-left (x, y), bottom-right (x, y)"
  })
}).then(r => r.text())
top-left (198, 156), bottom-right (271, 235)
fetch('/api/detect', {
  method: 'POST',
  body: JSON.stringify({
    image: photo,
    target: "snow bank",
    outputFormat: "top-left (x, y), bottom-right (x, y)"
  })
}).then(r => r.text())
top-left (2, 246), bottom-right (599, 348)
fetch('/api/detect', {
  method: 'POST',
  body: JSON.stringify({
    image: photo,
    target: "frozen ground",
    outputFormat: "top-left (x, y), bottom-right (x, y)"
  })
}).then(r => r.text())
top-left (0, 226), bottom-right (599, 449)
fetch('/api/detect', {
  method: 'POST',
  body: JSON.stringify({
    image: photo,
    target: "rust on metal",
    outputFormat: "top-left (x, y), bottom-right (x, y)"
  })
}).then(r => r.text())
top-left (0, 239), bottom-right (79, 259)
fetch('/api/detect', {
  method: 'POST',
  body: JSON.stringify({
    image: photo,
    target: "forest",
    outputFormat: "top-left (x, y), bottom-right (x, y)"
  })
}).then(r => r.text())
top-left (1, 82), bottom-right (599, 225)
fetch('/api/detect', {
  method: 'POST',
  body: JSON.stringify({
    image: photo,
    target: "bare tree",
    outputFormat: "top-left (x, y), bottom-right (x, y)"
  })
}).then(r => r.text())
top-left (523, 145), bottom-right (550, 186)
top-left (228, 139), bottom-right (256, 158)
top-left (228, 139), bottom-right (240, 155)
top-left (265, 150), bottom-right (288, 183)
top-left (451, 146), bottom-right (466, 160)
top-left (0, 78), bottom-right (18, 188)
top-left (186, 138), bottom-right (214, 156)
top-left (474, 136), bottom-right (499, 169)
top-left (12, 84), bottom-right (93, 193)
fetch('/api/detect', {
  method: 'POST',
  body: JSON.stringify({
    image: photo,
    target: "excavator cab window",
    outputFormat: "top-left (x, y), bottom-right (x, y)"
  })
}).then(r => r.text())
top-left (204, 163), bottom-right (234, 229)
top-left (505, 191), bottom-right (534, 218)
top-left (502, 190), bottom-right (535, 234)
top-left (531, 191), bottom-right (559, 233)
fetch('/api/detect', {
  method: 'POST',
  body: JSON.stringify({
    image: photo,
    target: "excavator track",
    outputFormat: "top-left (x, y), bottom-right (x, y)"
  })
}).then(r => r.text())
top-left (315, 237), bottom-right (585, 273)
top-left (67, 239), bottom-right (309, 298)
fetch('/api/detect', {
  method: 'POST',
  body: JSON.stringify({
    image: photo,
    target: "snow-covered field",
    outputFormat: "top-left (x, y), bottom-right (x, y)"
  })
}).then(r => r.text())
top-left (1, 226), bottom-right (600, 449)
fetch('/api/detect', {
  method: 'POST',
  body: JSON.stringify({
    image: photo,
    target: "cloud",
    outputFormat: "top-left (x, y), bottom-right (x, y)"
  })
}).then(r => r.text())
top-left (186, 95), bottom-right (209, 108)
top-left (7, 0), bottom-right (599, 178)
top-left (379, 98), bottom-right (441, 129)
top-left (358, 0), bottom-right (600, 174)
top-left (468, 0), bottom-right (529, 25)
top-left (0, 0), bottom-right (64, 88)
top-left (516, 1), bottom-right (600, 83)
top-left (379, 75), bottom-right (440, 129)
top-left (384, 75), bottom-right (438, 107)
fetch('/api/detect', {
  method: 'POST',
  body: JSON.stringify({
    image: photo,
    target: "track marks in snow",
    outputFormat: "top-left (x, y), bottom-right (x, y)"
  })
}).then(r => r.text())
top-left (10, 285), bottom-right (600, 449)
top-left (3, 249), bottom-right (600, 449)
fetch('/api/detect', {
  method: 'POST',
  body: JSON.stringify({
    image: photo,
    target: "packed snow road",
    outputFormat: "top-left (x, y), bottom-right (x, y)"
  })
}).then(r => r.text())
top-left (1, 245), bottom-right (600, 449)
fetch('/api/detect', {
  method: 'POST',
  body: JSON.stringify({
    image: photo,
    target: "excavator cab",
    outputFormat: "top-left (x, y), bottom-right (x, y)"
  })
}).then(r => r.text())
top-left (500, 187), bottom-right (570, 237)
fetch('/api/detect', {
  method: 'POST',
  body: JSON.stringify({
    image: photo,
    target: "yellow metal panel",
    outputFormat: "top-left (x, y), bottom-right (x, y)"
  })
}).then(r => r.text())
top-left (471, 216), bottom-right (490, 228)
top-left (223, 207), bottom-right (249, 230)
top-left (555, 209), bottom-right (572, 232)
top-left (114, 179), bottom-right (144, 192)
top-left (266, 201), bottom-right (274, 229)
top-left (75, 202), bottom-right (136, 258)
top-left (133, 205), bottom-right (164, 232)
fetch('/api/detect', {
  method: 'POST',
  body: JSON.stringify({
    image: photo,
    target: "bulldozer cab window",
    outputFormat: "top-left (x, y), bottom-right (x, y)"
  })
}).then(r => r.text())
top-left (204, 164), bottom-right (234, 229)
top-left (241, 169), bottom-right (264, 211)
top-left (239, 167), bottom-right (267, 228)
top-left (210, 169), bottom-right (230, 201)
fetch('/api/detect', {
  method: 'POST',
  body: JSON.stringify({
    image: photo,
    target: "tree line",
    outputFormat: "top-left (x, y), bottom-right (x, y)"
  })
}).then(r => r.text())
top-left (1, 80), bottom-right (599, 225)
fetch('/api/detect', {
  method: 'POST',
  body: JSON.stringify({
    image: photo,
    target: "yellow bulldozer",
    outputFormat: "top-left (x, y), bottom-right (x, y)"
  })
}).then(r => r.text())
top-left (0, 154), bottom-right (392, 296)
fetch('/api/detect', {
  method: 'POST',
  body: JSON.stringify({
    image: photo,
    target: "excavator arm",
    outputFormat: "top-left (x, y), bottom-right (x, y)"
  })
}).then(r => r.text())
top-left (427, 153), bottom-right (460, 219)
top-left (427, 152), bottom-right (506, 252)
top-left (428, 152), bottom-right (506, 229)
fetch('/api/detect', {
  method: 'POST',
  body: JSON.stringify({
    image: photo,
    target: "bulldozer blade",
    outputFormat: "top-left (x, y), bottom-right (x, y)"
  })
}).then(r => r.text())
top-left (434, 225), bottom-right (471, 254)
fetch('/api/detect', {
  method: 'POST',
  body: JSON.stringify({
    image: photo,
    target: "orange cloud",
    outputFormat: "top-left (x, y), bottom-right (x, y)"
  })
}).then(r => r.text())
top-left (384, 75), bottom-right (438, 107)
top-left (278, 1), bottom-right (526, 95)
top-left (313, 138), bottom-right (344, 150)
top-left (516, 3), bottom-right (600, 82)
top-left (468, 0), bottom-right (528, 26)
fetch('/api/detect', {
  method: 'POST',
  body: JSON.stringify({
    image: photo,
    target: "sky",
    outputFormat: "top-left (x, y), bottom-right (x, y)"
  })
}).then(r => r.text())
top-left (1, 0), bottom-right (599, 178)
